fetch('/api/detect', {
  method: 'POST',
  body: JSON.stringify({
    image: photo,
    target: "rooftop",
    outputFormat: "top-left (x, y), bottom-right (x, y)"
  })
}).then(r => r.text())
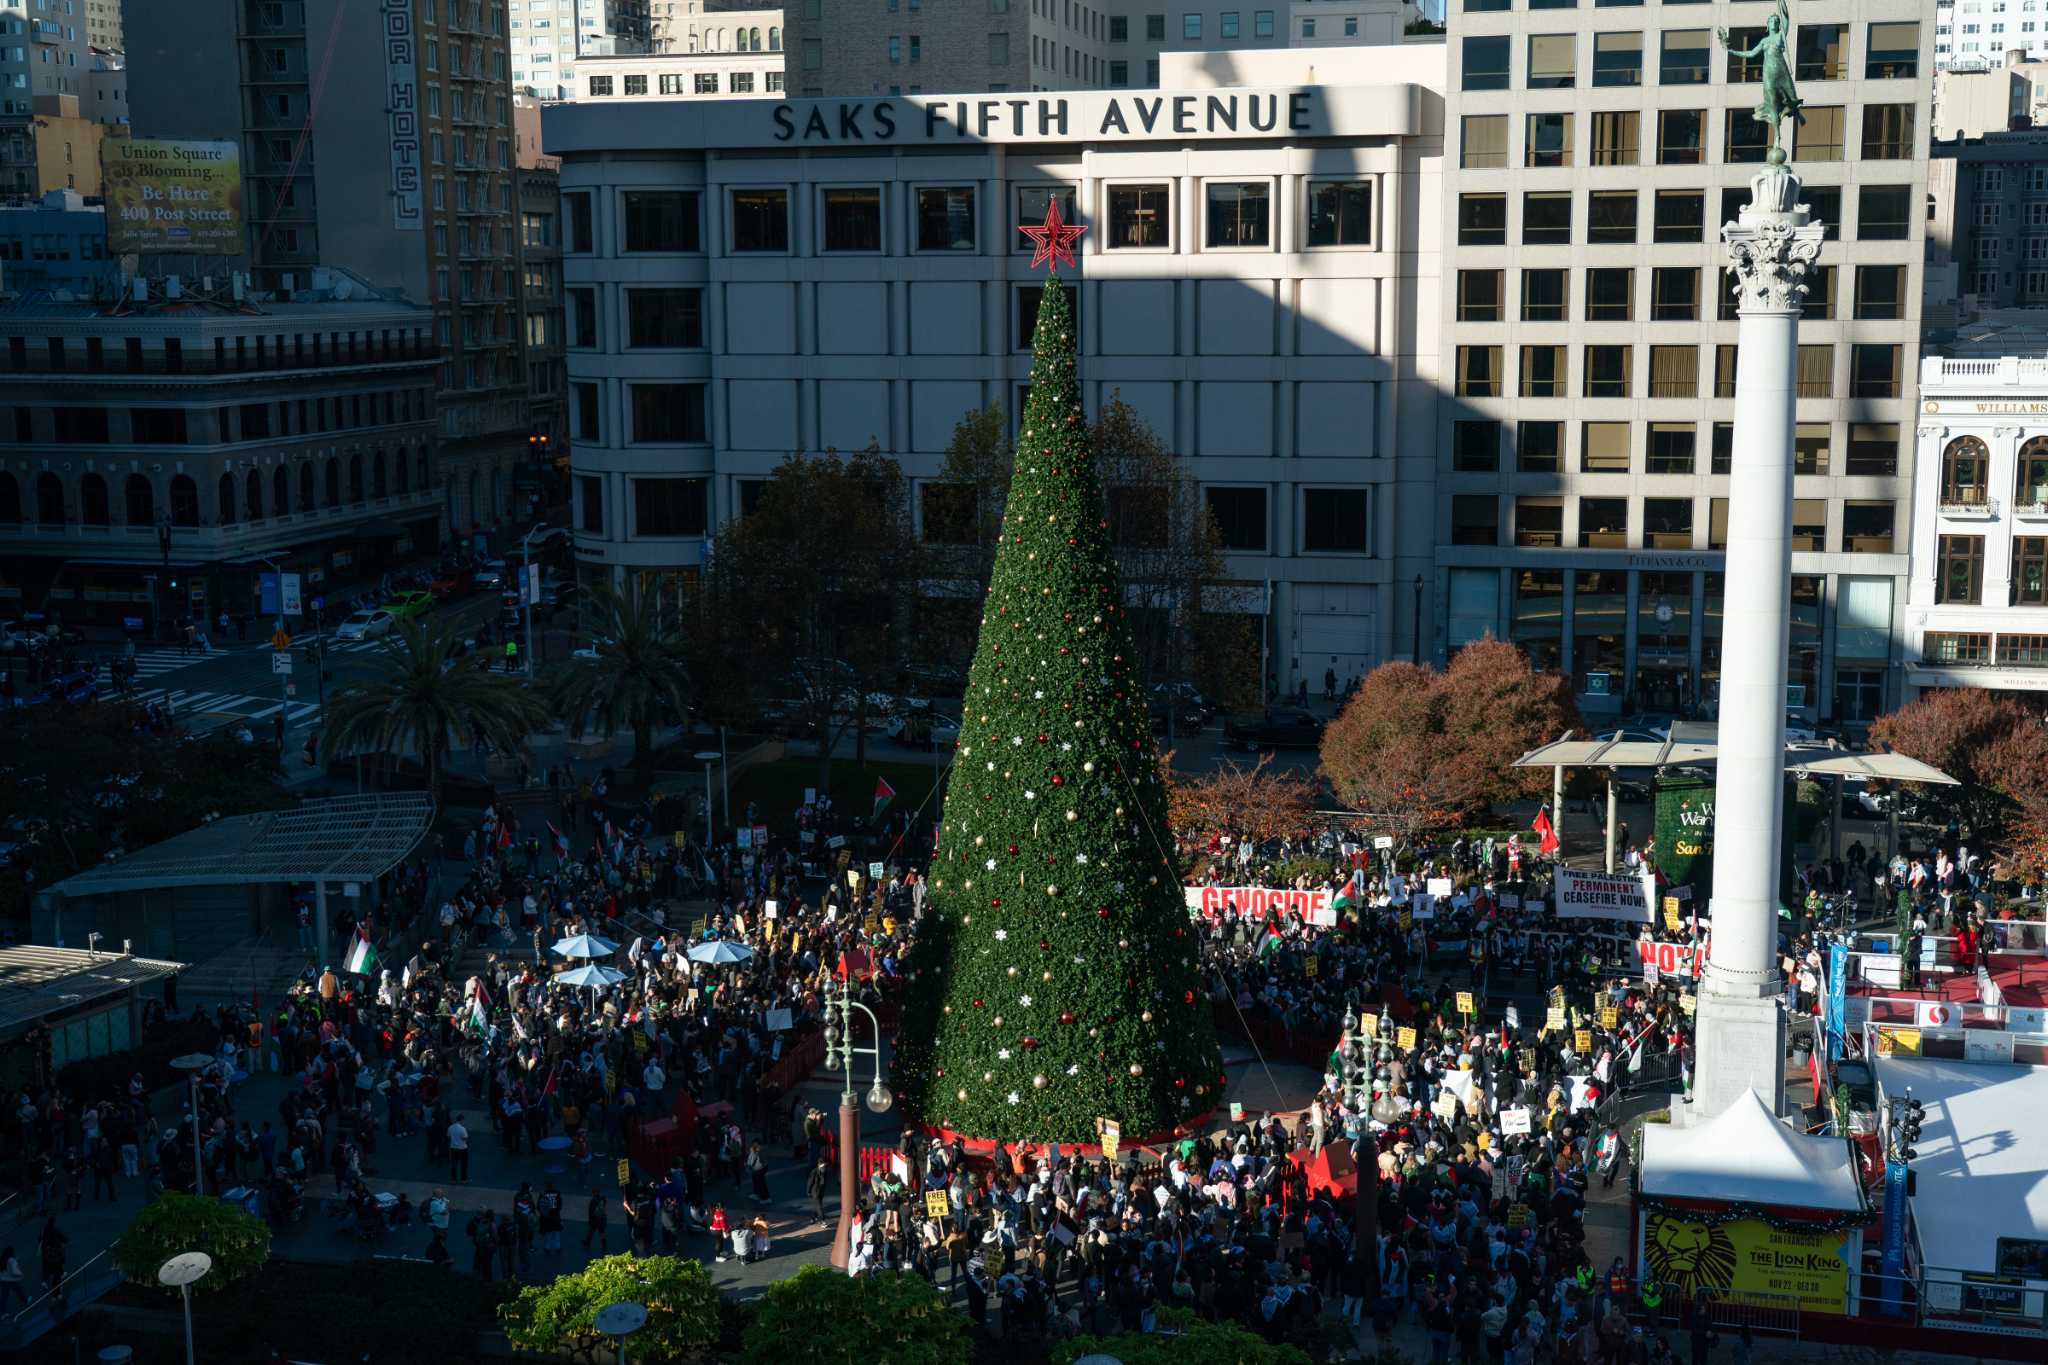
top-left (0, 945), bottom-right (185, 1036)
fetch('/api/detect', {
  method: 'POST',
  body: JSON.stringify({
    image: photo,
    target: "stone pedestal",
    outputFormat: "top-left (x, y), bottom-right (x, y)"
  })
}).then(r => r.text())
top-left (1694, 157), bottom-right (1824, 1122)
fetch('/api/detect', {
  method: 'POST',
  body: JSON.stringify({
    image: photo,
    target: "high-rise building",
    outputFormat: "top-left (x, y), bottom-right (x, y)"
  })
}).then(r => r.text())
top-left (510, 0), bottom-right (657, 99)
top-left (1926, 127), bottom-right (2048, 329)
top-left (1434, 3), bottom-right (1931, 731)
top-left (128, 0), bottom-right (536, 535)
top-left (1, 0), bottom-right (120, 202)
top-left (85, 0), bottom-right (121, 52)
top-left (1935, 0), bottom-right (2048, 73)
top-left (1, 0), bottom-right (92, 113)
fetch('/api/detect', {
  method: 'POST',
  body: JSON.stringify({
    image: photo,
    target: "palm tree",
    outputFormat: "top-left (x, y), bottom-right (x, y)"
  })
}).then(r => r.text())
top-left (545, 582), bottom-right (692, 788)
top-left (320, 618), bottom-right (549, 807)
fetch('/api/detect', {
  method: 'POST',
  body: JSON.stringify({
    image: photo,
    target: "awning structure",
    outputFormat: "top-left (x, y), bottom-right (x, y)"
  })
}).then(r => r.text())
top-left (0, 945), bottom-right (186, 1036)
top-left (1512, 732), bottom-right (1958, 786)
top-left (47, 793), bottom-right (436, 898)
top-left (1641, 1088), bottom-right (1866, 1212)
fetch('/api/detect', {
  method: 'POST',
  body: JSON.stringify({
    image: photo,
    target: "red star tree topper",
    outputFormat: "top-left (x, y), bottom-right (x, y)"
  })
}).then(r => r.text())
top-left (1018, 197), bottom-right (1087, 271)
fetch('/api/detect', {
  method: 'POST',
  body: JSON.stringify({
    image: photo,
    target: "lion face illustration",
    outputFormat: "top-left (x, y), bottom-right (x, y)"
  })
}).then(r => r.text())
top-left (1646, 1216), bottom-right (1738, 1298)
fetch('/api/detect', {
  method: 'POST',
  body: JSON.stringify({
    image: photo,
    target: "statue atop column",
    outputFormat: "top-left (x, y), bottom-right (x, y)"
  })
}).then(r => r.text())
top-left (1719, 0), bottom-right (1803, 167)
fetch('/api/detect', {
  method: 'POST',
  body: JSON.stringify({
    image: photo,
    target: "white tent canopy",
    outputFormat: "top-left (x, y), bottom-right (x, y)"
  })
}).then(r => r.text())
top-left (1641, 1089), bottom-right (1865, 1213)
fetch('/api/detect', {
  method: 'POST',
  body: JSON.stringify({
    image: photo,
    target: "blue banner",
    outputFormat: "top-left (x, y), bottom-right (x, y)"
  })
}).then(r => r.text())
top-left (259, 573), bottom-right (280, 617)
top-left (1827, 940), bottom-right (1848, 1063)
top-left (1877, 1157), bottom-right (1910, 1316)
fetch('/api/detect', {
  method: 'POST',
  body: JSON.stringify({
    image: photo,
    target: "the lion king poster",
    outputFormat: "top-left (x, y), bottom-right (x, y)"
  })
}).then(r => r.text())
top-left (1642, 1211), bottom-right (1855, 1314)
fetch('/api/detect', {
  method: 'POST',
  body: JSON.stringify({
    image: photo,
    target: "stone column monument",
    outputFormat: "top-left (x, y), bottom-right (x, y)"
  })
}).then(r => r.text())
top-left (1692, 8), bottom-right (1824, 1122)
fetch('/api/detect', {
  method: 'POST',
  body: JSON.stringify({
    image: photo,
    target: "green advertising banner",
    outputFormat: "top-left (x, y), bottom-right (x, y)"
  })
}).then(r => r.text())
top-left (1653, 775), bottom-right (1800, 911)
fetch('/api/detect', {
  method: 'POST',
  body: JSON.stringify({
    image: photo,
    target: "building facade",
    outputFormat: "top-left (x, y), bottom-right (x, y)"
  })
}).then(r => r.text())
top-left (571, 41), bottom-right (784, 102)
top-left (0, 293), bottom-right (442, 630)
top-left (511, 0), bottom-right (658, 99)
top-left (1906, 325), bottom-right (2048, 697)
top-left (0, 187), bottom-right (107, 292)
top-left (2, 0), bottom-right (124, 204)
top-left (1936, 0), bottom-right (2048, 73)
top-left (129, 0), bottom-right (534, 538)
top-left (1435, 1), bottom-right (1931, 728)
top-left (1, 0), bottom-right (91, 114)
top-left (1926, 127), bottom-right (2048, 330)
top-left (519, 163), bottom-right (567, 505)
top-left (84, 0), bottom-right (119, 53)
top-left (545, 50), bottom-right (1445, 686)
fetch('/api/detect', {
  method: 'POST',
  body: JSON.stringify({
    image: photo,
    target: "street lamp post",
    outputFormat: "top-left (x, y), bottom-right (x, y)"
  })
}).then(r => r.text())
top-left (594, 1299), bottom-right (647, 1365)
top-left (1411, 574), bottom-right (1424, 666)
top-left (1340, 1009), bottom-right (1379, 1265)
top-left (822, 975), bottom-right (892, 1272)
top-left (158, 1251), bottom-right (212, 1365)
top-left (169, 1053), bottom-right (212, 1197)
top-left (694, 751), bottom-right (720, 848)
top-left (156, 514), bottom-right (174, 643)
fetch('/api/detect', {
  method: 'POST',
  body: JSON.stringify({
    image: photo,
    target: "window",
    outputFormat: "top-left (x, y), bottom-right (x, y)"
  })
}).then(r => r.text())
top-left (1183, 13), bottom-right (1202, 40)
top-left (572, 383), bottom-right (600, 443)
top-left (1725, 108), bottom-right (1773, 163)
top-left (633, 477), bottom-right (708, 537)
top-left (1647, 423), bottom-right (1695, 474)
top-left (578, 475), bottom-right (603, 534)
top-left (1841, 501), bottom-right (1896, 554)
top-left (629, 383), bottom-right (708, 443)
top-left (1453, 421), bottom-right (1500, 472)
top-left (1110, 15), bottom-right (1128, 41)
top-left (989, 33), bottom-right (1008, 64)
top-left (1016, 186), bottom-right (1077, 248)
top-left (730, 72), bottom-right (754, 93)
top-left (1593, 31), bottom-right (1642, 86)
top-left (1850, 344), bottom-right (1900, 398)
top-left (1585, 268), bottom-right (1632, 321)
top-left (1528, 34), bottom-right (1576, 88)
top-left (1795, 24), bottom-right (1844, 81)
top-left (2016, 538), bottom-right (2048, 604)
top-left (1643, 498), bottom-right (1693, 548)
top-left (1648, 345), bottom-right (1697, 397)
top-left (2019, 437), bottom-right (2048, 507)
top-left (1015, 286), bottom-right (1081, 349)
top-left (1301, 489), bottom-right (1369, 553)
top-left (1862, 105), bottom-right (1915, 160)
top-left (1650, 267), bottom-right (1699, 321)
top-left (1220, 12), bottom-right (1240, 39)
top-left (623, 74), bottom-right (648, 96)
top-left (1854, 265), bottom-right (1905, 320)
top-left (1590, 111), bottom-right (1639, 165)
top-left (1584, 346), bottom-right (1631, 398)
top-left (1867, 22), bottom-right (1920, 78)
top-left (1859, 185), bottom-right (1911, 240)
top-left (1524, 192), bottom-right (1572, 245)
top-left (1941, 436), bottom-right (1990, 507)
top-left (1725, 27), bottom-right (1766, 82)
top-left (621, 190), bottom-right (699, 252)
top-left (1106, 184), bottom-right (1170, 248)
top-left (1580, 498), bottom-right (1629, 548)
top-left (1206, 182), bottom-right (1270, 247)
top-left (1205, 487), bottom-right (1265, 551)
top-left (1462, 35), bottom-right (1510, 91)
top-left (1459, 270), bottom-right (1505, 322)
top-left (1457, 194), bottom-right (1505, 246)
top-left (1653, 190), bottom-right (1705, 243)
top-left (1796, 106), bottom-right (1845, 161)
top-left (1462, 115), bottom-right (1508, 169)
top-left (1516, 498), bottom-right (1564, 547)
top-left (1849, 424), bottom-right (1900, 478)
top-left (627, 288), bottom-right (703, 349)
top-left (1581, 422), bottom-right (1631, 472)
top-left (1795, 422), bottom-right (1831, 475)
top-left (131, 408), bottom-right (188, 444)
top-left (1658, 109), bottom-right (1704, 164)
top-left (1255, 12), bottom-right (1274, 39)
top-left (1790, 499), bottom-right (1827, 552)
top-left (822, 187), bottom-right (882, 252)
top-left (1452, 495), bottom-right (1499, 546)
top-left (1518, 421), bottom-right (1564, 473)
top-left (1588, 191), bottom-right (1637, 244)
top-left (1803, 265), bottom-right (1836, 321)
top-left (1305, 180), bottom-right (1373, 248)
top-left (587, 75), bottom-right (612, 95)
top-left (1708, 498), bottom-right (1729, 550)
top-left (1521, 345), bottom-right (1568, 397)
top-left (1661, 30), bottom-right (1710, 84)
top-left (1797, 344), bottom-right (1835, 398)
top-left (731, 188), bottom-right (789, 252)
top-left (1147, 14), bottom-right (1167, 40)
top-left (694, 73), bottom-right (719, 92)
top-left (1109, 61), bottom-right (1127, 85)
top-left (1457, 346), bottom-right (1502, 397)
top-left (564, 191), bottom-right (593, 252)
top-left (568, 287), bottom-right (597, 348)
top-left (1924, 633), bottom-right (1991, 665)
top-left (917, 187), bottom-right (976, 251)
top-left (1522, 269), bottom-right (1567, 321)
top-left (1525, 113), bottom-right (1573, 167)
top-left (1714, 346), bottom-right (1740, 398)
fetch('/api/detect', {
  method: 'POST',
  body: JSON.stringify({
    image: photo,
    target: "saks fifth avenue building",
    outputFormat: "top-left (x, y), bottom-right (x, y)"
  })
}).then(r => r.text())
top-left (542, 47), bottom-right (1445, 691)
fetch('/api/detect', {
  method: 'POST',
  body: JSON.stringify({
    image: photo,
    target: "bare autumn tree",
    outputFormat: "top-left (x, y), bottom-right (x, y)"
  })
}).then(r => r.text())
top-left (1163, 751), bottom-right (1318, 846)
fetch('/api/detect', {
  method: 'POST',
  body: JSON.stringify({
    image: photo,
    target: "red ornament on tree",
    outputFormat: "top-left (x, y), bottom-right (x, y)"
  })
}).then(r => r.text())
top-left (1059, 1011), bottom-right (1076, 1025)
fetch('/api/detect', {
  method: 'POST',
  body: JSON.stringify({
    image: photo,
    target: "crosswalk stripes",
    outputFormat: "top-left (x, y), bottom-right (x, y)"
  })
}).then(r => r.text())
top-left (95, 647), bottom-right (227, 684)
top-left (126, 685), bottom-right (322, 725)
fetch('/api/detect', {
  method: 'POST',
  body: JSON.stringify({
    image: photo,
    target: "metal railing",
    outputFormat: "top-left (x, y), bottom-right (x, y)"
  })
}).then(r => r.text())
top-left (6, 1244), bottom-right (115, 1332)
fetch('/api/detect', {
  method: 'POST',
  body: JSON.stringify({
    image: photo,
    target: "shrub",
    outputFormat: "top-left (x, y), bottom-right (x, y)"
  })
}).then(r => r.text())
top-left (111, 1193), bottom-right (270, 1291)
top-left (500, 1253), bottom-right (719, 1362)
top-left (740, 1266), bottom-right (969, 1365)
top-left (1052, 1307), bottom-right (1314, 1365)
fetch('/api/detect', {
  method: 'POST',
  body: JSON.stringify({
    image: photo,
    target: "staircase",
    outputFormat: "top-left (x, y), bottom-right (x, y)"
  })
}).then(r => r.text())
top-left (0, 1254), bottom-right (122, 1352)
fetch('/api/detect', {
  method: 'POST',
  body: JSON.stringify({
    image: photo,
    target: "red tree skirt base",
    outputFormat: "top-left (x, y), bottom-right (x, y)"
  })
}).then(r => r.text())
top-left (917, 1102), bottom-right (1223, 1160)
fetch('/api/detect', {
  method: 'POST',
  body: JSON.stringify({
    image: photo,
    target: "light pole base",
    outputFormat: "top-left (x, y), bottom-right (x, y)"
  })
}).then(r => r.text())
top-left (828, 1099), bottom-right (858, 1270)
top-left (1689, 991), bottom-right (1787, 1124)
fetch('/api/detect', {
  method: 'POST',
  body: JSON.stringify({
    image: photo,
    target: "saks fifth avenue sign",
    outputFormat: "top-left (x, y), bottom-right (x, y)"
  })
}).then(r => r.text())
top-left (772, 89), bottom-right (1317, 144)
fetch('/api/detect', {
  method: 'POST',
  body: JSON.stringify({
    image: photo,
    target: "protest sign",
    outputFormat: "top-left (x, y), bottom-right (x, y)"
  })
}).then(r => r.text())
top-left (1554, 867), bottom-right (1655, 924)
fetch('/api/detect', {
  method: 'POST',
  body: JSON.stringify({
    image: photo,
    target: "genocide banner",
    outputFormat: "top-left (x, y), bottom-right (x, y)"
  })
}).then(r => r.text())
top-left (1184, 886), bottom-right (1332, 921)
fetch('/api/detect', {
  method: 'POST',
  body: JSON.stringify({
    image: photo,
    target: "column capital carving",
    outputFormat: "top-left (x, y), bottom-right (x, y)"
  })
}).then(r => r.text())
top-left (1721, 167), bottom-right (1827, 316)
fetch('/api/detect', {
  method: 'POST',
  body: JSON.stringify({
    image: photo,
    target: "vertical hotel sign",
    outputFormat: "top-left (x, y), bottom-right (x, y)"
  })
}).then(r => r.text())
top-left (383, 0), bottom-right (423, 230)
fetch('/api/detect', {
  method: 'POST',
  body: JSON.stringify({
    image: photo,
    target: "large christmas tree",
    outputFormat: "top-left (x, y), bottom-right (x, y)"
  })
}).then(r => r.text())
top-left (899, 272), bottom-right (1224, 1144)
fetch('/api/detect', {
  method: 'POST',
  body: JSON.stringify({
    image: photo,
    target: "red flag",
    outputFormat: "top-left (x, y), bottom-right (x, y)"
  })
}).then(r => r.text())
top-left (542, 1066), bottom-right (558, 1098)
top-left (1532, 804), bottom-right (1560, 856)
top-left (496, 821), bottom-right (513, 849)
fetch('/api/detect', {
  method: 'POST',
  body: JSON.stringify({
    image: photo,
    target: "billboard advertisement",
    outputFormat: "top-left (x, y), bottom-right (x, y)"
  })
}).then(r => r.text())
top-left (103, 140), bottom-right (244, 255)
top-left (1643, 1211), bottom-right (1854, 1314)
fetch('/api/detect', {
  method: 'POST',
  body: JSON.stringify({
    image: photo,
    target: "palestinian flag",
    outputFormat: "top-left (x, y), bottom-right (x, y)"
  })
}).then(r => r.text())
top-left (871, 776), bottom-right (896, 822)
top-left (1532, 803), bottom-right (1560, 856)
top-left (343, 929), bottom-right (376, 976)
top-left (548, 822), bottom-right (570, 860)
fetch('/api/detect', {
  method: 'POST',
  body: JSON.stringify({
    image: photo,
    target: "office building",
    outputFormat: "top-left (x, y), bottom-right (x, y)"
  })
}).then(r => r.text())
top-left (0, 187), bottom-right (108, 292)
top-left (0, 95), bottom-right (115, 200)
top-left (1936, 0), bottom-right (2048, 73)
top-left (1906, 318), bottom-right (2048, 697)
top-left (519, 163), bottom-right (567, 494)
top-left (129, 0), bottom-right (536, 536)
top-left (0, 287), bottom-right (442, 630)
top-left (1, 0), bottom-right (91, 114)
top-left (511, 0), bottom-right (656, 100)
top-left (572, 32), bottom-right (784, 102)
top-left (85, 0), bottom-right (119, 52)
top-left (2, 0), bottom-right (122, 204)
top-left (545, 45), bottom-right (1445, 684)
top-left (1926, 126), bottom-right (2048, 331)
top-left (1434, 2), bottom-right (1930, 728)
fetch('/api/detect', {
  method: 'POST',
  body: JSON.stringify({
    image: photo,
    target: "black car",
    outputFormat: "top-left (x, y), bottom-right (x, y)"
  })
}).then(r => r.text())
top-left (1222, 708), bottom-right (1324, 751)
top-left (1148, 697), bottom-right (1206, 735)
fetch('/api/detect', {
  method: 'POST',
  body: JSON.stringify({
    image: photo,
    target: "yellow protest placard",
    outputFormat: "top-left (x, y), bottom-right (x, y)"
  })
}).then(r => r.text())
top-left (1544, 1005), bottom-right (1567, 1031)
top-left (1400, 912), bottom-right (1413, 932)
top-left (1679, 993), bottom-right (1697, 1016)
top-left (1097, 1118), bottom-right (1120, 1161)
top-left (1456, 992), bottom-right (1475, 1016)
top-left (924, 1190), bottom-right (951, 1219)
top-left (616, 1159), bottom-right (631, 1186)
top-left (1396, 1026), bottom-right (1417, 1049)
top-left (1304, 956), bottom-right (1319, 978)
top-left (847, 869), bottom-right (862, 888)
top-left (1574, 1029), bottom-right (1593, 1053)
top-left (1663, 899), bottom-right (1683, 933)
top-left (1359, 1013), bottom-right (1379, 1039)
top-left (1874, 1026), bottom-right (1920, 1057)
top-left (1599, 1007), bottom-right (1619, 1029)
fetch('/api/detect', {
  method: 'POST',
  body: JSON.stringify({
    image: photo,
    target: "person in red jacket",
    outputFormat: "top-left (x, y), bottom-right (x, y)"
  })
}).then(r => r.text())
top-left (709, 1203), bottom-right (729, 1262)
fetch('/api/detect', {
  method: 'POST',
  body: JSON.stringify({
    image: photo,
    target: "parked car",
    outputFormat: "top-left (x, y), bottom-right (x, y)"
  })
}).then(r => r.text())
top-left (28, 669), bottom-right (98, 706)
top-left (1222, 708), bottom-right (1325, 751)
top-left (1148, 696), bottom-right (1207, 735)
top-left (473, 560), bottom-right (508, 590)
top-left (428, 569), bottom-right (474, 600)
top-left (334, 609), bottom-right (396, 642)
top-left (382, 590), bottom-right (434, 621)
top-left (0, 623), bottom-right (48, 655)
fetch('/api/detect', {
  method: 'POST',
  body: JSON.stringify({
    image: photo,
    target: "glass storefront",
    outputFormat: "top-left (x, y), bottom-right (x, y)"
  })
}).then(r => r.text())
top-left (1448, 568), bottom-right (1501, 651)
top-left (1512, 569), bottom-right (1564, 671)
top-left (1789, 575), bottom-right (1824, 709)
top-left (1701, 573), bottom-right (1725, 713)
top-left (1573, 570), bottom-right (1627, 702)
top-left (1634, 572), bottom-right (1693, 713)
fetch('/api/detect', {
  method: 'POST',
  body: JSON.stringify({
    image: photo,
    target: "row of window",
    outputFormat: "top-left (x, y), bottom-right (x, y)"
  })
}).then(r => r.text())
top-left (0, 329), bottom-right (431, 377)
top-left (1450, 418), bottom-right (1901, 477)
top-left (1921, 631), bottom-right (2048, 671)
top-left (585, 69), bottom-right (781, 96)
top-left (1459, 22), bottom-right (1920, 92)
top-left (0, 451), bottom-right (434, 529)
top-left (1934, 535), bottom-right (2048, 605)
top-left (1458, 104), bottom-right (1916, 171)
top-left (10, 390), bottom-right (428, 448)
top-left (1454, 342), bottom-right (1905, 400)
top-left (1936, 435), bottom-right (2048, 508)
top-left (1456, 263), bottom-right (1907, 324)
top-left (563, 181), bottom-right (1375, 258)
top-left (1455, 185), bottom-right (1909, 246)
top-left (1457, 493), bottom-right (1903, 555)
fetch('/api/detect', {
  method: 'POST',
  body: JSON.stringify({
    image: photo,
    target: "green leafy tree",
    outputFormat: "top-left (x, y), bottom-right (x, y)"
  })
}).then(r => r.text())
top-left (1053, 1308), bottom-right (1314, 1364)
top-left (547, 581), bottom-right (693, 788)
top-left (320, 617), bottom-right (549, 807)
top-left (899, 274), bottom-right (1223, 1144)
top-left (499, 1253), bottom-right (719, 1362)
top-left (112, 1193), bottom-right (271, 1290)
top-left (740, 1266), bottom-right (968, 1365)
